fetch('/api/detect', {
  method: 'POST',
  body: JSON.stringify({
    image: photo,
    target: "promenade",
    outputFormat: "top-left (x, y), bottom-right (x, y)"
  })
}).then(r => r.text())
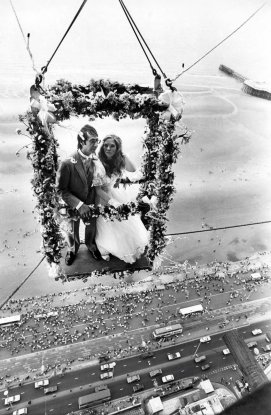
top-left (0, 252), bottom-right (271, 391)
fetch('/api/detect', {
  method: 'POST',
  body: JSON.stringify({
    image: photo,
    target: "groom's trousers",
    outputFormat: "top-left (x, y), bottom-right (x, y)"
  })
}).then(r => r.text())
top-left (66, 216), bottom-right (97, 254)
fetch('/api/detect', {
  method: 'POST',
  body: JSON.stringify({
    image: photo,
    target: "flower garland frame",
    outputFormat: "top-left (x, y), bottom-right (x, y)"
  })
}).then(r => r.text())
top-left (21, 78), bottom-right (190, 278)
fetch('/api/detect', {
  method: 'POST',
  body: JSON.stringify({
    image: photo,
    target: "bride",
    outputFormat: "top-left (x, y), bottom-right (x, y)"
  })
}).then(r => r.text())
top-left (94, 134), bottom-right (149, 263)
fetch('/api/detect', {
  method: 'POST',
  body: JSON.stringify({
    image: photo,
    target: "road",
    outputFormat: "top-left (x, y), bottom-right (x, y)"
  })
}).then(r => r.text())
top-left (1, 319), bottom-right (270, 415)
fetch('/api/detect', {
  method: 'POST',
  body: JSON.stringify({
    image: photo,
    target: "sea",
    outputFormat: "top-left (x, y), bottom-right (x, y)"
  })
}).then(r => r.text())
top-left (0, 0), bottom-right (271, 300)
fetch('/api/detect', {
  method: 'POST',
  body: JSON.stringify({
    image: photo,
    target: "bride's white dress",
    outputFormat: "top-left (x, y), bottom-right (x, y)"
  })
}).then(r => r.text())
top-left (94, 163), bottom-right (149, 263)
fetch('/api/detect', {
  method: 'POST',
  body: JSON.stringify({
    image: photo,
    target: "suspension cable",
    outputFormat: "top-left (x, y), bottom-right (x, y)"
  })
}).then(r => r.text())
top-left (41, 0), bottom-right (88, 75)
top-left (0, 256), bottom-right (45, 310)
top-left (172, 2), bottom-right (266, 82)
top-left (166, 219), bottom-right (271, 237)
top-left (119, 0), bottom-right (169, 82)
top-left (10, 0), bottom-right (39, 74)
top-left (118, 0), bottom-right (157, 76)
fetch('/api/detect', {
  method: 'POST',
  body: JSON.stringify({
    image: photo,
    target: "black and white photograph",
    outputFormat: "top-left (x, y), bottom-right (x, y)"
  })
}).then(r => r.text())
top-left (0, 1), bottom-right (271, 414)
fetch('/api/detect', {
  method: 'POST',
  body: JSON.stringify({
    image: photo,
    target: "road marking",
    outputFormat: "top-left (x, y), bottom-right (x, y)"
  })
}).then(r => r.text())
top-left (68, 403), bottom-right (72, 406)
top-left (91, 373), bottom-right (95, 375)
top-left (49, 410), bottom-right (54, 412)
top-left (123, 364), bottom-right (127, 367)
top-left (74, 377), bottom-right (78, 380)
top-left (57, 382), bottom-right (61, 384)
top-left (181, 370), bottom-right (185, 372)
top-left (120, 388), bottom-right (123, 390)
top-left (138, 360), bottom-right (142, 363)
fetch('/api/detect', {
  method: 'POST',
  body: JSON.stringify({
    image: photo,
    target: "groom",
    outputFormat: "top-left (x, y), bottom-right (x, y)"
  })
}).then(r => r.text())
top-left (56, 124), bottom-right (102, 265)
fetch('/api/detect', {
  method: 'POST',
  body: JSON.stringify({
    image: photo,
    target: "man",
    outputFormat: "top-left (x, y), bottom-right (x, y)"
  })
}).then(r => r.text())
top-left (56, 124), bottom-right (102, 265)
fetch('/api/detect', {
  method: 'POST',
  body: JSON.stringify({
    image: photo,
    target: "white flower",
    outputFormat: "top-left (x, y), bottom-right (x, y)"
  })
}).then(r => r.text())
top-left (48, 262), bottom-right (61, 279)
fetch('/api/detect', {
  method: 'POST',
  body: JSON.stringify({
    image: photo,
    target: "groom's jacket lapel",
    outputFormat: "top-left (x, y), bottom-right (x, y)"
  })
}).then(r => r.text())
top-left (73, 152), bottom-right (87, 187)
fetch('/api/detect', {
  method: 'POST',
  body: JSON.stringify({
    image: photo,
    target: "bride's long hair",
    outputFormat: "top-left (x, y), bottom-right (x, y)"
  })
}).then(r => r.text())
top-left (98, 134), bottom-right (125, 177)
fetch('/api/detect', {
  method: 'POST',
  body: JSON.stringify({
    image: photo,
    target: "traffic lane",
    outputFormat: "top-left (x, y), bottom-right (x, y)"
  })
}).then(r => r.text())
top-left (2, 319), bottom-right (270, 408)
top-left (0, 352), bottom-right (236, 415)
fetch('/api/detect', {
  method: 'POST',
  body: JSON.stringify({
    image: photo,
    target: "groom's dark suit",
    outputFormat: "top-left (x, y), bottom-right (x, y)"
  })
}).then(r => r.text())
top-left (56, 151), bottom-right (96, 255)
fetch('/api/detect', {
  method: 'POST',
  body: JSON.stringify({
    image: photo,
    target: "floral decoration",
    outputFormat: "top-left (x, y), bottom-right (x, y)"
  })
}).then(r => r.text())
top-left (20, 78), bottom-right (192, 279)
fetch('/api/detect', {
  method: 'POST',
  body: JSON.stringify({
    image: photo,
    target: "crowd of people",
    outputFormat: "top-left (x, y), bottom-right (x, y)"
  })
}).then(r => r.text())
top-left (0, 256), bottom-right (270, 358)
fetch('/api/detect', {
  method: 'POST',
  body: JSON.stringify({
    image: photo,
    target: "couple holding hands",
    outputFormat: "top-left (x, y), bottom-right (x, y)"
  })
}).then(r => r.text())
top-left (56, 124), bottom-right (149, 266)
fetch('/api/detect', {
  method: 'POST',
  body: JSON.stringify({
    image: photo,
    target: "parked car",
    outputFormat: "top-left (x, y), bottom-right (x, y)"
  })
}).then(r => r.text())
top-left (100, 362), bottom-right (116, 371)
top-left (100, 371), bottom-right (113, 380)
top-left (34, 379), bottom-right (49, 388)
top-left (127, 374), bottom-right (140, 383)
top-left (252, 329), bottom-right (262, 336)
top-left (247, 341), bottom-right (257, 349)
top-left (201, 364), bottom-right (210, 371)
top-left (194, 355), bottom-right (206, 363)
top-left (236, 380), bottom-right (244, 391)
top-left (200, 336), bottom-right (211, 343)
top-left (162, 374), bottom-right (174, 383)
top-left (253, 347), bottom-right (260, 356)
top-left (133, 383), bottom-right (144, 393)
top-left (149, 369), bottom-right (162, 378)
top-left (263, 345), bottom-right (271, 352)
top-left (13, 409), bottom-right (27, 415)
top-left (167, 352), bottom-right (181, 360)
top-left (4, 395), bottom-right (21, 405)
top-left (141, 351), bottom-right (154, 359)
top-left (44, 386), bottom-right (58, 395)
top-left (222, 348), bottom-right (231, 355)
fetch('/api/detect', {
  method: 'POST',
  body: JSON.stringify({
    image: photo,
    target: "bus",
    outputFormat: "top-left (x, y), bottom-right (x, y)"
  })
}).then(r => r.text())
top-left (152, 323), bottom-right (183, 340)
top-left (78, 388), bottom-right (111, 409)
top-left (179, 304), bottom-right (204, 317)
top-left (0, 315), bottom-right (21, 327)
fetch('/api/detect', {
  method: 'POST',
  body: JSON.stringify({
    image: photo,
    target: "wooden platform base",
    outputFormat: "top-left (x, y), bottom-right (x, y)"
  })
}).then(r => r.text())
top-left (59, 245), bottom-right (151, 281)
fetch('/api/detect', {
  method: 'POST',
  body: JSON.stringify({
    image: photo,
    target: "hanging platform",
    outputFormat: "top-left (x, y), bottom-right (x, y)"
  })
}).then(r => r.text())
top-left (59, 245), bottom-right (151, 281)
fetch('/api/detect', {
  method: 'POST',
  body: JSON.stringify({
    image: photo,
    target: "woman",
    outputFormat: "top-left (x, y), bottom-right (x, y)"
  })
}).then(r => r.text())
top-left (95, 134), bottom-right (149, 263)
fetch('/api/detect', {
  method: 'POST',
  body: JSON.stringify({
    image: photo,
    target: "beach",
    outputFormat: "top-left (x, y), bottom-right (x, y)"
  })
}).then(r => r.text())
top-left (1, 0), bottom-right (271, 303)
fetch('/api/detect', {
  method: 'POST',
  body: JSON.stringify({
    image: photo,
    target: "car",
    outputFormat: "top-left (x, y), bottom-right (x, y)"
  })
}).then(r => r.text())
top-left (100, 371), bottom-right (113, 380)
top-left (99, 355), bottom-right (110, 363)
top-left (100, 362), bottom-right (116, 371)
top-left (236, 380), bottom-right (244, 391)
top-left (141, 351), bottom-right (154, 359)
top-left (263, 345), bottom-right (271, 352)
top-left (252, 329), bottom-right (263, 336)
top-left (133, 383), bottom-right (145, 393)
top-left (200, 336), bottom-right (211, 343)
top-left (194, 355), bottom-right (206, 363)
top-left (247, 341), bottom-right (257, 349)
top-left (13, 409), bottom-right (27, 415)
top-left (167, 352), bottom-right (181, 360)
top-left (222, 348), bottom-right (231, 355)
top-left (127, 374), bottom-right (141, 383)
top-left (149, 369), bottom-right (162, 378)
top-left (4, 395), bottom-right (21, 405)
top-left (44, 386), bottom-right (58, 395)
top-left (253, 347), bottom-right (260, 356)
top-left (162, 374), bottom-right (174, 383)
top-left (34, 379), bottom-right (49, 388)
top-left (201, 364), bottom-right (210, 371)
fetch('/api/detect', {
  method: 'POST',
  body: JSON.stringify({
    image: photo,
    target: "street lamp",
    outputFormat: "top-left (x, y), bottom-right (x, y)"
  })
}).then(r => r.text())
top-left (194, 340), bottom-right (201, 357)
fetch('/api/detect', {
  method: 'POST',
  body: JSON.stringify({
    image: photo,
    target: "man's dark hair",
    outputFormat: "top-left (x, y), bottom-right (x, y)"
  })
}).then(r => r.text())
top-left (77, 125), bottom-right (98, 149)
